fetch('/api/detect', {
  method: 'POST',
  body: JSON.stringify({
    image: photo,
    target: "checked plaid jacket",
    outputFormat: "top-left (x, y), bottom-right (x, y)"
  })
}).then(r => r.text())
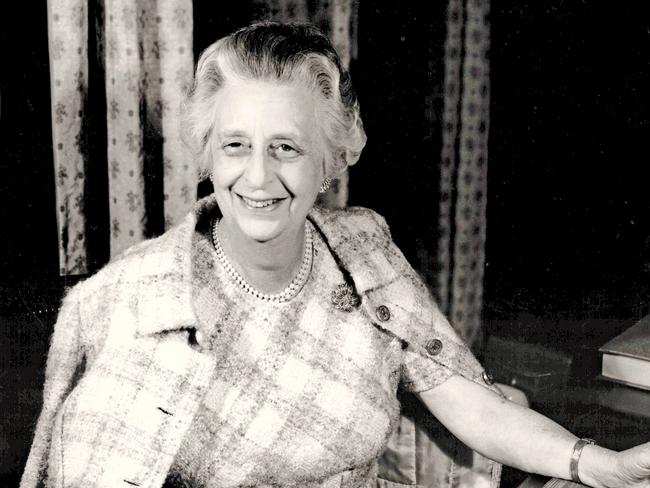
top-left (21, 196), bottom-right (502, 488)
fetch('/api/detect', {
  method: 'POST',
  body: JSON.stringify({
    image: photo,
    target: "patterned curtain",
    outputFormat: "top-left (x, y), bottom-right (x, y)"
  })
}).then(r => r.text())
top-left (48, 0), bottom-right (488, 346)
top-left (48, 0), bottom-right (356, 275)
top-left (48, 0), bottom-right (194, 274)
top-left (105, 0), bottom-right (194, 256)
top-left (47, 0), bottom-right (88, 274)
top-left (436, 0), bottom-right (491, 345)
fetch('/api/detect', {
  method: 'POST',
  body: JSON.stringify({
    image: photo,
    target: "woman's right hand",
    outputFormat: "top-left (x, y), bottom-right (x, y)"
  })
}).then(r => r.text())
top-left (581, 442), bottom-right (650, 488)
top-left (612, 442), bottom-right (650, 487)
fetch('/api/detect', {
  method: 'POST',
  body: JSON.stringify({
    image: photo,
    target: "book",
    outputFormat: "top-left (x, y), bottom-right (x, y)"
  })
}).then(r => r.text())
top-left (599, 314), bottom-right (650, 391)
top-left (595, 382), bottom-right (650, 418)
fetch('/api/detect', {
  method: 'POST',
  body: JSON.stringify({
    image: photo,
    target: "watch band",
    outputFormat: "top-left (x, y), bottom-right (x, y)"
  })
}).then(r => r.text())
top-left (570, 438), bottom-right (597, 484)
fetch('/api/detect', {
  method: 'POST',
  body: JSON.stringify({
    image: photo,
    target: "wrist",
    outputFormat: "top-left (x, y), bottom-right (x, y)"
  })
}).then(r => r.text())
top-left (578, 444), bottom-right (619, 488)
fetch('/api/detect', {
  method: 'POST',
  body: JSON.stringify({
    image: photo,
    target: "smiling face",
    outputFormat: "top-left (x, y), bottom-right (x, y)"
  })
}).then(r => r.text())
top-left (209, 79), bottom-right (326, 244)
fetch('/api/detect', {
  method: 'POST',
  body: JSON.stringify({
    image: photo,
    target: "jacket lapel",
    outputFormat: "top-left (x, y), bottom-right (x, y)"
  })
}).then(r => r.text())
top-left (133, 195), bottom-right (219, 337)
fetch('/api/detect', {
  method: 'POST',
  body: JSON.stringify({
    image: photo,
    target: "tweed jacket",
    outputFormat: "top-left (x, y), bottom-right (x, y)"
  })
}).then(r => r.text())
top-left (21, 196), bottom-right (502, 488)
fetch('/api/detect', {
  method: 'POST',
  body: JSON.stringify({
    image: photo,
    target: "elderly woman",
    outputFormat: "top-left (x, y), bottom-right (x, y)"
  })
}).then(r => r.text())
top-left (21, 21), bottom-right (650, 488)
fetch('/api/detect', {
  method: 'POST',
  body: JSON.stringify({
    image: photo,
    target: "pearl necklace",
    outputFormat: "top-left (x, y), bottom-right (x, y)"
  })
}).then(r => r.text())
top-left (211, 218), bottom-right (313, 303)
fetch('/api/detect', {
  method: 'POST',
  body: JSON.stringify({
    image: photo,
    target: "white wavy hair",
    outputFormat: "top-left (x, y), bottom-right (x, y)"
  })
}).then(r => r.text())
top-left (181, 21), bottom-right (367, 180)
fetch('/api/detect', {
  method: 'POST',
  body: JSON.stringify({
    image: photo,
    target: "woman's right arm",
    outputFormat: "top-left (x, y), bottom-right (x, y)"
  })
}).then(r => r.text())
top-left (419, 373), bottom-right (650, 487)
top-left (20, 284), bottom-right (85, 488)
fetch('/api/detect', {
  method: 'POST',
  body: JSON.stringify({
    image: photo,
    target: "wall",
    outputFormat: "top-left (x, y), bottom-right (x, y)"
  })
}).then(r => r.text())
top-left (484, 2), bottom-right (650, 350)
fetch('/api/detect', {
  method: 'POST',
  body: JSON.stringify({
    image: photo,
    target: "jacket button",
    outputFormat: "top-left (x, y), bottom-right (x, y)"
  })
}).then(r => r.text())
top-left (482, 371), bottom-right (495, 385)
top-left (425, 339), bottom-right (443, 356)
top-left (376, 305), bottom-right (391, 322)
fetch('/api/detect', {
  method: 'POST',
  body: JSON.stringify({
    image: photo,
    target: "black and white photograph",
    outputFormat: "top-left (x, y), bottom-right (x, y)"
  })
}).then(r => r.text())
top-left (1, 1), bottom-right (649, 487)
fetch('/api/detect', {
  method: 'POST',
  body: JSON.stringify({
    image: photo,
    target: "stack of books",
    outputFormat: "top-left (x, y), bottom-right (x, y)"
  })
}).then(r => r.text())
top-left (600, 314), bottom-right (650, 391)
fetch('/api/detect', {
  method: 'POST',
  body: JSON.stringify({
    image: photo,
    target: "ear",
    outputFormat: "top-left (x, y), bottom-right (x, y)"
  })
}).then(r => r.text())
top-left (324, 150), bottom-right (349, 180)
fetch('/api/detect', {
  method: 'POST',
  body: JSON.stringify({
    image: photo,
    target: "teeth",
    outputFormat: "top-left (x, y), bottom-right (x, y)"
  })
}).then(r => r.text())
top-left (242, 197), bottom-right (277, 208)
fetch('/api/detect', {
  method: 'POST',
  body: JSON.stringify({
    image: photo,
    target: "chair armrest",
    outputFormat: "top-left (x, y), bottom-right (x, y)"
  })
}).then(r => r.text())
top-left (517, 475), bottom-right (587, 488)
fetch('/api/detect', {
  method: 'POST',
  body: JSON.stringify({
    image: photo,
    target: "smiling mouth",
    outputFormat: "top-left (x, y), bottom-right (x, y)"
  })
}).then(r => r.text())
top-left (238, 194), bottom-right (285, 209)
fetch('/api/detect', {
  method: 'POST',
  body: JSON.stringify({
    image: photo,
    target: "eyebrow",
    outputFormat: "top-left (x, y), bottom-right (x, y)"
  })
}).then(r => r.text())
top-left (272, 132), bottom-right (302, 141)
top-left (220, 130), bottom-right (248, 138)
top-left (219, 129), bottom-right (304, 141)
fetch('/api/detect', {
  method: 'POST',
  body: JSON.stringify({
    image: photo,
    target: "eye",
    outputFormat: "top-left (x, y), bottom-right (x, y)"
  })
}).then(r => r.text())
top-left (222, 140), bottom-right (249, 156)
top-left (271, 142), bottom-right (301, 160)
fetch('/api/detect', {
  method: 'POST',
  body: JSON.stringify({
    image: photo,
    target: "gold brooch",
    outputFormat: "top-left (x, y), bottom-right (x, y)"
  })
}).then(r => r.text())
top-left (331, 283), bottom-right (360, 312)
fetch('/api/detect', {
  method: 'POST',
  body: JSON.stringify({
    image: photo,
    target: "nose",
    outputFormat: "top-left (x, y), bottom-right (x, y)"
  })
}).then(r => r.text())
top-left (244, 147), bottom-right (272, 189)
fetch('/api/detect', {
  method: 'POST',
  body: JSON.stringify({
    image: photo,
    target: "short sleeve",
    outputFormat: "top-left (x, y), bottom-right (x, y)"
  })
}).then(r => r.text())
top-left (400, 344), bottom-right (455, 393)
top-left (398, 300), bottom-right (469, 393)
top-left (313, 205), bottom-right (490, 394)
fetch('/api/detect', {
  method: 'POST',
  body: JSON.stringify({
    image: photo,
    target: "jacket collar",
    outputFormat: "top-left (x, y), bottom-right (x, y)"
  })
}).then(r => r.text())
top-left (135, 196), bottom-right (396, 336)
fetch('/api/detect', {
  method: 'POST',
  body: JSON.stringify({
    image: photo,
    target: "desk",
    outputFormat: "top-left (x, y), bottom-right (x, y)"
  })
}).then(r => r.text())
top-left (534, 378), bottom-right (650, 451)
top-left (513, 379), bottom-right (650, 488)
top-left (500, 375), bottom-right (650, 487)
top-left (484, 332), bottom-right (650, 486)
